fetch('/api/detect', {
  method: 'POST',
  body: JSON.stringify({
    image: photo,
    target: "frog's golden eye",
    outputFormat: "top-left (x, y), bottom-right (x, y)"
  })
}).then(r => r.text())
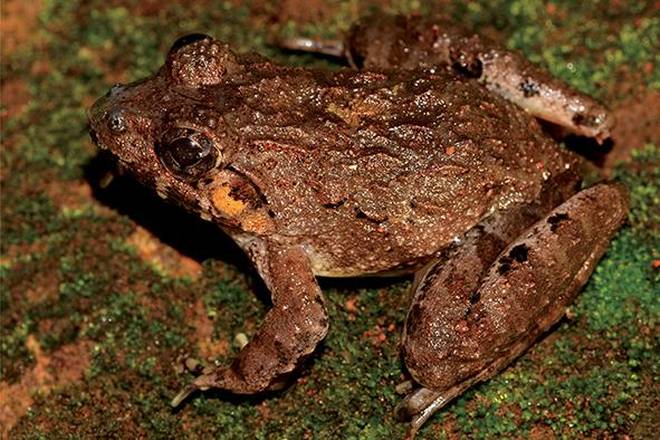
top-left (166, 33), bottom-right (241, 87)
top-left (156, 128), bottom-right (218, 179)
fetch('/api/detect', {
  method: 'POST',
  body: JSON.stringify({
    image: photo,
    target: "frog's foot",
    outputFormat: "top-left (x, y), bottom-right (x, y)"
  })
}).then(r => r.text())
top-left (170, 367), bottom-right (272, 408)
top-left (171, 242), bottom-right (328, 406)
top-left (400, 183), bottom-right (628, 433)
top-left (395, 386), bottom-right (466, 439)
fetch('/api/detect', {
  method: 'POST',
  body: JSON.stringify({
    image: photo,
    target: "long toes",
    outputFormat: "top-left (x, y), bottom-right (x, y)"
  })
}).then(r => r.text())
top-left (170, 384), bottom-right (198, 408)
top-left (170, 369), bottom-right (229, 408)
top-left (395, 387), bottom-right (442, 421)
top-left (395, 380), bottom-right (414, 395)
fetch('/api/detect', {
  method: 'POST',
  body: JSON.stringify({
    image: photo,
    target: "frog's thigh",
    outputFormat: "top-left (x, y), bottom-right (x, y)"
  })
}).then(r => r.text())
top-left (400, 183), bottom-right (628, 431)
top-left (183, 243), bottom-right (329, 397)
top-left (397, 202), bottom-right (542, 423)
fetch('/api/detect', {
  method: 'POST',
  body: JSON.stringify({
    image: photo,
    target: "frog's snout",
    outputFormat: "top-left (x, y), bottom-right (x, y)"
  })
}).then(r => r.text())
top-left (106, 83), bottom-right (127, 98)
top-left (90, 84), bottom-right (123, 122)
top-left (89, 78), bottom-right (148, 130)
top-left (88, 96), bottom-right (129, 149)
top-left (89, 113), bottom-right (125, 150)
top-left (88, 83), bottom-right (150, 167)
top-left (88, 93), bottom-right (111, 130)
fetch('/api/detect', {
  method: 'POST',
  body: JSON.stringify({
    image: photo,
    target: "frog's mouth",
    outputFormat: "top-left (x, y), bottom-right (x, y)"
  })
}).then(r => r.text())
top-left (88, 127), bottom-right (106, 151)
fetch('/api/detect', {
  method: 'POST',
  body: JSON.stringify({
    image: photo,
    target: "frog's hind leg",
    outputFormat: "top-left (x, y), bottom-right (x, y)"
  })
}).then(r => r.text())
top-left (447, 36), bottom-right (615, 142)
top-left (399, 327), bottom-right (554, 438)
top-left (278, 14), bottom-right (613, 141)
top-left (396, 199), bottom-right (547, 433)
top-left (340, 13), bottom-right (613, 141)
top-left (399, 183), bottom-right (628, 436)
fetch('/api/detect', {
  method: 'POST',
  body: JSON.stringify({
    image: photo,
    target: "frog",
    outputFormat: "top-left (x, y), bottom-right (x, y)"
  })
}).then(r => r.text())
top-left (88, 13), bottom-right (628, 436)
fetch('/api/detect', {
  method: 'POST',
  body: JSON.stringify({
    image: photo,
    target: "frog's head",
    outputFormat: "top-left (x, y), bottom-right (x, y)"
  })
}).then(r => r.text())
top-left (88, 34), bottom-right (245, 219)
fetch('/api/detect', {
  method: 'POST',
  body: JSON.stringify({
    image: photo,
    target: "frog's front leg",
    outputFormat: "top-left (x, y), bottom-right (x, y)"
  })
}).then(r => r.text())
top-left (400, 183), bottom-right (628, 436)
top-left (172, 241), bottom-right (328, 406)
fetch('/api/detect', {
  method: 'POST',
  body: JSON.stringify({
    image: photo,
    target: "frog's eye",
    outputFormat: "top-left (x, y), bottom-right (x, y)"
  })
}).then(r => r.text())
top-left (156, 128), bottom-right (218, 179)
top-left (166, 34), bottom-right (241, 87)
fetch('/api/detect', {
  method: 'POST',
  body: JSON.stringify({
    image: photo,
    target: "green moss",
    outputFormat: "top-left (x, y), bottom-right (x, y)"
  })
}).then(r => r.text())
top-left (578, 229), bottom-right (658, 333)
top-left (0, 192), bottom-right (59, 248)
top-left (0, 315), bottom-right (34, 382)
top-left (613, 144), bottom-right (660, 231)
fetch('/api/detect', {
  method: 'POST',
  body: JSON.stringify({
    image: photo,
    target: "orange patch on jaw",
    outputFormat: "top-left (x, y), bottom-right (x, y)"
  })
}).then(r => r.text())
top-left (209, 179), bottom-right (274, 234)
top-left (240, 211), bottom-right (274, 234)
top-left (211, 184), bottom-right (246, 217)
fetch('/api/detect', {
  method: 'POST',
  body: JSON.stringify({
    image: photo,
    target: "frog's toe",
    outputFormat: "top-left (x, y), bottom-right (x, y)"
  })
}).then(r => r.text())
top-left (394, 379), bottom-right (414, 395)
top-left (170, 384), bottom-right (198, 408)
top-left (170, 371), bottom-right (219, 407)
top-left (170, 368), bottom-right (241, 408)
top-left (395, 387), bottom-right (441, 421)
top-left (395, 386), bottom-right (464, 439)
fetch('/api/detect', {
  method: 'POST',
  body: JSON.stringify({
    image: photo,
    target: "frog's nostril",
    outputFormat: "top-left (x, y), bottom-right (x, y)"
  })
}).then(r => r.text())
top-left (107, 110), bottom-right (127, 133)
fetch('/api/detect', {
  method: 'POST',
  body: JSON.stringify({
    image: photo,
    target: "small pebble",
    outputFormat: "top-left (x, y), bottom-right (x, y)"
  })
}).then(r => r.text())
top-left (185, 357), bottom-right (201, 373)
top-left (234, 332), bottom-right (249, 349)
top-left (395, 380), bottom-right (414, 395)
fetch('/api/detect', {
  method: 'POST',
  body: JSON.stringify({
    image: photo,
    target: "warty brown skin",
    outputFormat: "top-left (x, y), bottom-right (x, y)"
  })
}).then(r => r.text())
top-left (91, 40), bottom-right (578, 276)
top-left (88, 15), bottom-right (628, 436)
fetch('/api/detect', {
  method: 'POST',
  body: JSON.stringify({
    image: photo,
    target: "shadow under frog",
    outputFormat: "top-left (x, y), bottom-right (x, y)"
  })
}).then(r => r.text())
top-left (88, 14), bottom-right (629, 437)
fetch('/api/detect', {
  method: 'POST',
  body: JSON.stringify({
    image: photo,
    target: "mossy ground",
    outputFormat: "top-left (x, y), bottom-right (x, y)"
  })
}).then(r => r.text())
top-left (1, 1), bottom-right (658, 438)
